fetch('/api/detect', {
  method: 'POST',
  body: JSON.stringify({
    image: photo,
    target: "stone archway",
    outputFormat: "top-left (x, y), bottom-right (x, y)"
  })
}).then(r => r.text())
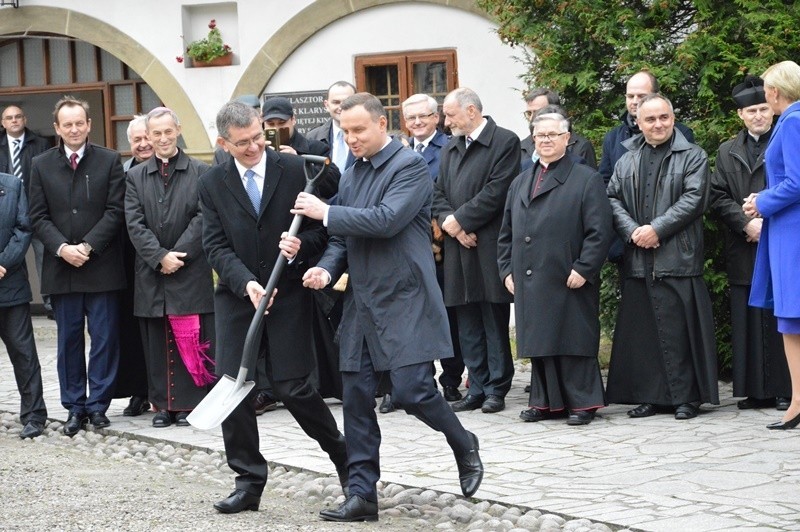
top-left (0, 7), bottom-right (211, 153)
top-left (232, 0), bottom-right (489, 97)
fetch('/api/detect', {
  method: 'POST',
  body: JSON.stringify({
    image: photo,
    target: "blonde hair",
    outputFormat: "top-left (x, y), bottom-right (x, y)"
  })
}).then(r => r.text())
top-left (762, 60), bottom-right (800, 102)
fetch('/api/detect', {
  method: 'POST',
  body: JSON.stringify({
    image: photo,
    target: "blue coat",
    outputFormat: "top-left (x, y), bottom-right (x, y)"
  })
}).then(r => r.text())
top-left (0, 172), bottom-right (32, 307)
top-left (411, 130), bottom-right (449, 182)
top-left (750, 101), bottom-right (800, 317)
top-left (317, 139), bottom-right (452, 372)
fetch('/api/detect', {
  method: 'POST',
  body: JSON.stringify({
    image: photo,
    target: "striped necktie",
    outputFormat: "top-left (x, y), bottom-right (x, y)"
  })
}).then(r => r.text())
top-left (11, 138), bottom-right (22, 179)
top-left (244, 169), bottom-right (261, 215)
top-left (415, 142), bottom-right (425, 153)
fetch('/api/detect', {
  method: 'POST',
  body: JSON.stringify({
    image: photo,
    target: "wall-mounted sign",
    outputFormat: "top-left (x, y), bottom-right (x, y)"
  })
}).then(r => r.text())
top-left (262, 90), bottom-right (328, 134)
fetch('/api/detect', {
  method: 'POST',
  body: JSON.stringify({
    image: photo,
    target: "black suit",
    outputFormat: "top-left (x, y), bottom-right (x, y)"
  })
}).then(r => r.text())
top-left (29, 144), bottom-right (126, 416)
top-left (307, 119), bottom-right (356, 171)
top-left (198, 150), bottom-right (345, 496)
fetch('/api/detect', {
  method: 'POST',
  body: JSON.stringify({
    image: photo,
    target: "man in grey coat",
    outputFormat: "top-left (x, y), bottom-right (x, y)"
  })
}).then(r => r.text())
top-left (295, 93), bottom-right (483, 522)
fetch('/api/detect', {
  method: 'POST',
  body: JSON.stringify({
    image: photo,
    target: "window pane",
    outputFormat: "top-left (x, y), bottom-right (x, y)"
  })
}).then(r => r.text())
top-left (365, 65), bottom-right (400, 106)
top-left (412, 61), bottom-right (447, 101)
top-left (23, 39), bottom-right (45, 86)
top-left (49, 38), bottom-right (71, 85)
top-left (75, 41), bottom-right (97, 82)
top-left (114, 84), bottom-right (134, 115)
top-left (114, 121), bottom-right (129, 152)
top-left (100, 49), bottom-right (123, 81)
top-left (139, 84), bottom-right (161, 113)
top-left (0, 43), bottom-right (20, 87)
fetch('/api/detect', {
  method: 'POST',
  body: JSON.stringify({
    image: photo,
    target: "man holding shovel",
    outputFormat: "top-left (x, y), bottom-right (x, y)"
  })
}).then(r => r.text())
top-left (198, 101), bottom-right (348, 514)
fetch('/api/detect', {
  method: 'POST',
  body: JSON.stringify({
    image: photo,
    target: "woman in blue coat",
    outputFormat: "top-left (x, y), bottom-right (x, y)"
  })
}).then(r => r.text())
top-left (745, 60), bottom-right (800, 429)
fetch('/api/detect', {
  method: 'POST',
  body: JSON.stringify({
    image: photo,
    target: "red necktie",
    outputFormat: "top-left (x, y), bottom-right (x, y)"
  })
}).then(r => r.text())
top-left (69, 152), bottom-right (79, 170)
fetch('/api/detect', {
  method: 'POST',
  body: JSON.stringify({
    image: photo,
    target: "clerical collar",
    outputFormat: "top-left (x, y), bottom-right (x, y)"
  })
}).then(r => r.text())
top-left (157, 148), bottom-right (180, 165)
top-left (538, 154), bottom-right (566, 170)
top-left (747, 128), bottom-right (771, 143)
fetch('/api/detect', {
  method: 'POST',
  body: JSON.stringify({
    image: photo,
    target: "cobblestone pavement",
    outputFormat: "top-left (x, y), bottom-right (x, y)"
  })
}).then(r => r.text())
top-left (2, 317), bottom-right (800, 531)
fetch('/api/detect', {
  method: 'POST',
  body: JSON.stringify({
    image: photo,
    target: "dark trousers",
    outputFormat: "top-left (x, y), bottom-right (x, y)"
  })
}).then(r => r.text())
top-left (455, 302), bottom-right (513, 399)
top-left (438, 306), bottom-right (465, 388)
top-left (51, 291), bottom-right (120, 415)
top-left (0, 303), bottom-right (47, 424)
top-left (342, 341), bottom-right (472, 502)
top-left (221, 364), bottom-right (345, 495)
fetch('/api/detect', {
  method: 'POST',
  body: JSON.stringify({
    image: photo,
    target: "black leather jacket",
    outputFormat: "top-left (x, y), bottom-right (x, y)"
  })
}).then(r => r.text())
top-left (607, 129), bottom-right (710, 278)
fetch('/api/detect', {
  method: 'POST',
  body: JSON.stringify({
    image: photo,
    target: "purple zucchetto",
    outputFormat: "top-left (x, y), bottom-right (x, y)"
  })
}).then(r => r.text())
top-left (732, 75), bottom-right (766, 108)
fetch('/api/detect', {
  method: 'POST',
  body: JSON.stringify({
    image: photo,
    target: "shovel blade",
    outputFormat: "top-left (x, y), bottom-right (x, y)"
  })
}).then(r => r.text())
top-left (187, 374), bottom-right (256, 430)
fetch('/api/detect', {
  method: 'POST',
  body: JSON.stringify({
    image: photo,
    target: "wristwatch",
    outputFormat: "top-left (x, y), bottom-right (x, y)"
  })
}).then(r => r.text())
top-left (81, 242), bottom-right (93, 254)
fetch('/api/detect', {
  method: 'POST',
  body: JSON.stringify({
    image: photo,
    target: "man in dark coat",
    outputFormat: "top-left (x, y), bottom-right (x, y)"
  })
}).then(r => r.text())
top-left (498, 112), bottom-right (613, 426)
top-left (520, 88), bottom-right (597, 170)
top-left (295, 93), bottom-right (483, 522)
top-left (402, 92), bottom-right (464, 404)
top-left (710, 75), bottom-right (791, 410)
top-left (199, 102), bottom-right (347, 515)
top-left (433, 87), bottom-right (520, 415)
top-left (1, 105), bottom-right (52, 317)
top-left (606, 93), bottom-right (719, 420)
top-left (306, 81), bottom-right (357, 171)
top-left (29, 96), bottom-right (126, 436)
top-left (125, 107), bottom-right (215, 428)
top-left (0, 171), bottom-right (48, 439)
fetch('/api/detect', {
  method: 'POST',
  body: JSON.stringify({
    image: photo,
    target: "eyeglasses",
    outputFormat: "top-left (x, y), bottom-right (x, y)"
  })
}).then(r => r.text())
top-left (533, 132), bottom-right (568, 142)
top-left (404, 112), bottom-right (435, 123)
top-left (523, 111), bottom-right (534, 120)
top-left (2, 114), bottom-right (24, 121)
top-left (227, 132), bottom-right (265, 149)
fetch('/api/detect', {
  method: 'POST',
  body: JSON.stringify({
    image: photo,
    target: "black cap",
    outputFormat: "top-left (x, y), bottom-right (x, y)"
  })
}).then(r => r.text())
top-left (732, 75), bottom-right (766, 108)
top-left (262, 97), bottom-right (294, 120)
top-left (234, 94), bottom-right (261, 109)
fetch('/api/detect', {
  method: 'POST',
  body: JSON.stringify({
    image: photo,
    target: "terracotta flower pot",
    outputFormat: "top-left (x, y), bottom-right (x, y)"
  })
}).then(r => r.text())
top-left (191, 53), bottom-right (233, 68)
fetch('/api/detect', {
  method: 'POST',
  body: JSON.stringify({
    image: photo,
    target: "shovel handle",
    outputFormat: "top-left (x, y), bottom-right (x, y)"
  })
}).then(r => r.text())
top-left (235, 155), bottom-right (331, 388)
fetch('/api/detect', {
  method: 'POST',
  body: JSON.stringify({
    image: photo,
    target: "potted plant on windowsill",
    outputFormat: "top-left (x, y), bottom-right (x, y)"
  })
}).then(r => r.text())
top-left (179, 19), bottom-right (233, 68)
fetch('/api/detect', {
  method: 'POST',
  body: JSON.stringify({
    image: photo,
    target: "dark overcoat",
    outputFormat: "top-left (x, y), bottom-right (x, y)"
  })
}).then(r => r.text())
top-left (0, 129), bottom-right (50, 195)
top-left (28, 144), bottom-right (126, 294)
top-left (199, 150), bottom-right (327, 381)
top-left (0, 172), bottom-right (33, 306)
top-left (432, 116), bottom-right (520, 306)
top-left (124, 150), bottom-right (214, 317)
top-left (497, 159), bottom-right (612, 358)
top-left (316, 139), bottom-right (452, 372)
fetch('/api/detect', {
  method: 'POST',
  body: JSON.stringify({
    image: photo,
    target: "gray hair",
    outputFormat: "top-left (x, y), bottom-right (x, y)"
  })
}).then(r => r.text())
top-left (531, 112), bottom-right (569, 134)
top-left (529, 104), bottom-right (571, 132)
top-left (126, 114), bottom-right (147, 142)
top-left (146, 106), bottom-right (181, 129)
top-left (402, 93), bottom-right (438, 114)
top-left (638, 93), bottom-right (674, 113)
top-left (216, 101), bottom-right (261, 139)
top-left (445, 87), bottom-right (483, 113)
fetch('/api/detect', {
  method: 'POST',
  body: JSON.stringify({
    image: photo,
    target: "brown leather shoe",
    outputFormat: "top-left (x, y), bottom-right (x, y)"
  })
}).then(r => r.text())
top-left (252, 392), bottom-right (278, 415)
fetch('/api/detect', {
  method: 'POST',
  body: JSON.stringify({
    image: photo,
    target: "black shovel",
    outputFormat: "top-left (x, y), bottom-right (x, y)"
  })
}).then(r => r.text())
top-left (188, 154), bottom-right (331, 430)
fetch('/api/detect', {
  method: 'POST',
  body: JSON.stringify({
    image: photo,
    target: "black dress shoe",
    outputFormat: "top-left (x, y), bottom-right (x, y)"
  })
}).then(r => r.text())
top-left (627, 403), bottom-right (658, 418)
top-left (378, 393), bottom-right (394, 414)
top-left (152, 409), bottom-right (171, 428)
top-left (674, 403), bottom-right (699, 420)
top-left (481, 394), bottom-right (505, 413)
top-left (123, 396), bottom-right (150, 416)
top-left (20, 421), bottom-right (44, 439)
top-left (174, 412), bottom-right (190, 426)
top-left (776, 397), bottom-right (791, 411)
top-left (519, 408), bottom-right (548, 422)
top-left (443, 386), bottom-right (463, 402)
top-left (454, 431), bottom-right (483, 497)
top-left (89, 411), bottom-right (111, 428)
top-left (214, 489), bottom-right (260, 513)
top-left (451, 394), bottom-right (484, 412)
top-left (252, 391), bottom-right (278, 415)
top-left (737, 397), bottom-right (775, 410)
top-left (524, 384), bottom-right (531, 393)
top-left (767, 410), bottom-right (800, 430)
top-left (319, 495), bottom-right (378, 522)
top-left (567, 410), bottom-right (595, 426)
top-left (63, 413), bottom-right (88, 437)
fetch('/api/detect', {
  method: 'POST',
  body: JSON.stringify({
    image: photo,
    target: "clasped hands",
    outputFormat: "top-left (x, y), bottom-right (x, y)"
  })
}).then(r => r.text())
top-left (442, 215), bottom-right (477, 248)
top-left (742, 192), bottom-right (761, 219)
top-left (631, 224), bottom-right (660, 249)
top-left (60, 243), bottom-right (92, 267)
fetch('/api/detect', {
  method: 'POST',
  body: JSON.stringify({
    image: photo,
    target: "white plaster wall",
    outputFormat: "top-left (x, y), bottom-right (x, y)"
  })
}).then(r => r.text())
top-left (267, 3), bottom-right (530, 137)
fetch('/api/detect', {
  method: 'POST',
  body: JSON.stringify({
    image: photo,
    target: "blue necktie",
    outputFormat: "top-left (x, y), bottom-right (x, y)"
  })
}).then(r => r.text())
top-left (11, 139), bottom-right (22, 179)
top-left (244, 169), bottom-right (260, 215)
